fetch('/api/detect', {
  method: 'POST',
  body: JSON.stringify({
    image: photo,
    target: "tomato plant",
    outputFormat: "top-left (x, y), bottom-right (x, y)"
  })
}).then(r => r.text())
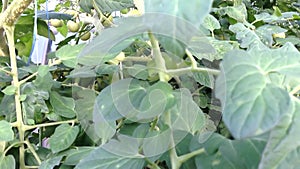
top-left (1, 0), bottom-right (300, 168)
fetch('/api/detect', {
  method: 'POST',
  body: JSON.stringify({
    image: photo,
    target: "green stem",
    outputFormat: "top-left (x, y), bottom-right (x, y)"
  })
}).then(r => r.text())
top-left (185, 49), bottom-right (197, 69)
top-left (167, 67), bottom-right (220, 76)
top-left (123, 56), bottom-right (152, 62)
top-left (24, 139), bottom-right (41, 165)
top-left (145, 158), bottom-right (161, 169)
top-left (4, 25), bottom-right (26, 169)
top-left (164, 111), bottom-right (181, 169)
top-left (24, 119), bottom-right (78, 131)
top-left (178, 148), bottom-right (205, 164)
top-left (148, 31), bottom-right (168, 82)
top-left (0, 67), bottom-right (13, 75)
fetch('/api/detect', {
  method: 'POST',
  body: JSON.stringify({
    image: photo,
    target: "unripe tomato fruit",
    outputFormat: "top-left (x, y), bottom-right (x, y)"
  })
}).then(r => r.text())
top-left (67, 20), bottom-right (80, 32)
top-left (80, 32), bottom-right (91, 41)
top-left (50, 19), bottom-right (63, 27)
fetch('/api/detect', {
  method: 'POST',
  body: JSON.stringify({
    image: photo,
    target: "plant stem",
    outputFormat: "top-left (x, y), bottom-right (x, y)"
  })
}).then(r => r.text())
top-left (123, 56), bottom-right (152, 62)
top-left (167, 67), bottom-right (220, 76)
top-left (185, 49), bottom-right (197, 69)
top-left (164, 111), bottom-right (181, 169)
top-left (24, 119), bottom-right (78, 131)
top-left (148, 31), bottom-right (168, 82)
top-left (24, 139), bottom-right (41, 165)
top-left (178, 148), bottom-right (205, 163)
top-left (145, 158), bottom-right (161, 169)
top-left (4, 24), bottom-right (25, 168)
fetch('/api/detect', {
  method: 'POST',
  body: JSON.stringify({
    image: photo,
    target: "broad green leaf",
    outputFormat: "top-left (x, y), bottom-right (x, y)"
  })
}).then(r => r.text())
top-left (95, 64), bottom-right (118, 75)
top-left (68, 66), bottom-right (97, 78)
top-left (216, 43), bottom-right (300, 139)
top-left (78, 14), bottom-right (209, 66)
top-left (39, 155), bottom-right (63, 169)
top-left (202, 14), bottom-right (221, 32)
top-left (229, 23), bottom-right (266, 49)
top-left (193, 70), bottom-right (214, 89)
top-left (92, 79), bottom-right (147, 142)
top-left (161, 88), bottom-right (205, 134)
top-left (80, 0), bottom-right (134, 13)
top-left (126, 64), bottom-right (148, 80)
top-left (34, 65), bottom-right (53, 91)
top-left (2, 85), bottom-right (16, 95)
top-left (189, 37), bottom-right (239, 61)
top-left (48, 124), bottom-right (79, 153)
top-left (144, 0), bottom-right (212, 27)
top-left (21, 83), bottom-right (49, 124)
top-left (0, 153), bottom-right (15, 169)
top-left (191, 133), bottom-right (265, 169)
top-left (217, 4), bottom-right (248, 23)
top-left (75, 88), bottom-right (99, 142)
top-left (0, 121), bottom-right (14, 141)
top-left (50, 91), bottom-right (76, 118)
top-left (255, 25), bottom-right (287, 46)
top-left (254, 12), bottom-right (281, 23)
top-left (0, 95), bottom-right (15, 121)
top-left (64, 147), bottom-right (95, 165)
top-left (37, 19), bottom-right (56, 41)
top-left (137, 81), bottom-right (175, 121)
top-left (258, 99), bottom-right (300, 169)
top-left (75, 135), bottom-right (145, 169)
top-left (56, 44), bottom-right (85, 68)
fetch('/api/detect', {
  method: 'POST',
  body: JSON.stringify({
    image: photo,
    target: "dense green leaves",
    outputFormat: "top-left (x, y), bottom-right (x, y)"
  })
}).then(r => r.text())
top-left (48, 124), bottom-right (79, 153)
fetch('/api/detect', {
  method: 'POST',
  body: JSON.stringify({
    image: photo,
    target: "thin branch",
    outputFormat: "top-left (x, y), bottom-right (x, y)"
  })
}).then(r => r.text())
top-left (178, 148), bottom-right (205, 163)
top-left (24, 119), bottom-right (78, 131)
top-left (167, 67), bottom-right (220, 76)
top-left (24, 139), bottom-right (41, 165)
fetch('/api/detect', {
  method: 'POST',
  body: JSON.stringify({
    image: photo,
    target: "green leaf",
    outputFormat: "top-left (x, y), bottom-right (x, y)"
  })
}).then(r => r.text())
top-left (191, 133), bottom-right (265, 169)
top-left (229, 23), bottom-right (265, 49)
top-left (64, 147), bottom-right (95, 165)
top-left (216, 43), bottom-right (300, 139)
top-left (75, 135), bottom-right (145, 169)
top-left (50, 91), bottom-right (76, 118)
top-left (39, 155), bottom-right (63, 169)
top-left (255, 25), bottom-right (287, 46)
top-left (164, 88), bottom-right (205, 134)
top-left (144, 0), bottom-right (213, 27)
top-left (78, 14), bottom-right (209, 66)
top-left (80, 0), bottom-right (134, 13)
top-left (34, 66), bottom-right (53, 91)
top-left (202, 14), bottom-right (221, 32)
top-left (136, 81), bottom-right (175, 121)
top-left (2, 85), bottom-right (16, 95)
top-left (0, 153), bottom-right (15, 169)
top-left (126, 64), bottom-right (148, 80)
top-left (37, 19), bottom-right (56, 41)
top-left (217, 4), bottom-right (248, 23)
top-left (56, 44), bottom-right (85, 68)
top-left (0, 121), bottom-right (14, 141)
top-left (21, 83), bottom-right (49, 124)
top-left (193, 70), bottom-right (214, 89)
top-left (48, 124), bottom-right (79, 153)
top-left (74, 88), bottom-right (99, 142)
top-left (189, 37), bottom-right (238, 61)
top-left (258, 99), bottom-right (300, 169)
top-left (92, 79), bottom-right (147, 142)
